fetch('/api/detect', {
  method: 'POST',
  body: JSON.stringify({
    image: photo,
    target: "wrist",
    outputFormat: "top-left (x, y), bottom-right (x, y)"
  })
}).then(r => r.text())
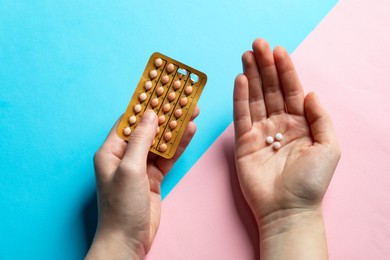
top-left (86, 229), bottom-right (145, 260)
top-left (258, 208), bottom-right (328, 260)
top-left (258, 207), bottom-right (324, 238)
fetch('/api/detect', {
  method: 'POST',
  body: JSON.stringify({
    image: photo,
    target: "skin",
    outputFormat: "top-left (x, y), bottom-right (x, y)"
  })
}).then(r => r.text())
top-left (233, 38), bottom-right (341, 259)
top-left (86, 37), bottom-right (340, 259)
top-left (86, 107), bottom-right (199, 260)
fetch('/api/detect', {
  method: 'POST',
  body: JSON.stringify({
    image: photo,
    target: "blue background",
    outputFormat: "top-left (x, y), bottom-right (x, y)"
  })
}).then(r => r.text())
top-left (0, 1), bottom-right (337, 258)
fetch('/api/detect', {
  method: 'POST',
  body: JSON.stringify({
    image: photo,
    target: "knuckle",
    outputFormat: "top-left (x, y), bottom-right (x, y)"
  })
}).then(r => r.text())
top-left (117, 162), bottom-right (139, 176)
top-left (93, 149), bottom-right (104, 166)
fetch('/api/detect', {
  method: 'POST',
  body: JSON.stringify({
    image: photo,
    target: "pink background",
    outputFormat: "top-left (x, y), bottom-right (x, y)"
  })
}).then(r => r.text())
top-left (146, 0), bottom-right (390, 259)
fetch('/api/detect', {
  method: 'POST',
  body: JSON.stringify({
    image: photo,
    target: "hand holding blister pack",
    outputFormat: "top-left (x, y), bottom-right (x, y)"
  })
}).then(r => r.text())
top-left (117, 52), bottom-right (207, 159)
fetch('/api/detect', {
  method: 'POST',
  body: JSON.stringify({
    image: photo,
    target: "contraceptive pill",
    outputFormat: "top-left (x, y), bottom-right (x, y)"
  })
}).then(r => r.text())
top-left (180, 97), bottom-right (188, 107)
top-left (169, 120), bottom-right (177, 129)
top-left (163, 103), bottom-right (171, 113)
top-left (139, 92), bottom-right (147, 102)
top-left (159, 143), bottom-right (168, 152)
top-left (174, 109), bottom-right (183, 118)
top-left (166, 63), bottom-right (175, 73)
top-left (151, 98), bottom-right (159, 107)
top-left (275, 133), bottom-right (283, 141)
top-left (164, 131), bottom-right (172, 141)
top-left (158, 115), bottom-right (166, 125)
top-left (156, 86), bottom-right (164, 96)
top-left (168, 91), bottom-right (176, 101)
top-left (161, 75), bottom-right (170, 85)
top-left (154, 58), bottom-right (163, 67)
top-left (123, 127), bottom-right (131, 136)
top-left (117, 52), bottom-right (207, 158)
top-left (149, 69), bottom-right (158, 79)
top-left (134, 104), bottom-right (142, 113)
top-left (173, 80), bottom-right (181, 90)
top-left (185, 86), bottom-right (193, 95)
top-left (273, 141), bottom-right (281, 150)
top-left (144, 81), bottom-right (153, 90)
top-left (266, 136), bottom-right (274, 144)
top-left (129, 115), bottom-right (137, 125)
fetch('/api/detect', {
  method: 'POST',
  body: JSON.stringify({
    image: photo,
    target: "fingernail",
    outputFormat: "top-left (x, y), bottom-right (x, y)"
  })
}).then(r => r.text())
top-left (141, 109), bottom-right (157, 124)
top-left (312, 92), bottom-right (320, 102)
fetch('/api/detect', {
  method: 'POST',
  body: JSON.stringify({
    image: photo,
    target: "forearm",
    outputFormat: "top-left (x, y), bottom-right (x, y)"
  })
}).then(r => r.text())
top-left (258, 208), bottom-right (328, 260)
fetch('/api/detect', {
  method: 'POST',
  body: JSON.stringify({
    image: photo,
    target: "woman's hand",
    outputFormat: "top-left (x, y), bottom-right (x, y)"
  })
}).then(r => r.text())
top-left (234, 39), bottom-right (340, 259)
top-left (86, 108), bottom-right (198, 259)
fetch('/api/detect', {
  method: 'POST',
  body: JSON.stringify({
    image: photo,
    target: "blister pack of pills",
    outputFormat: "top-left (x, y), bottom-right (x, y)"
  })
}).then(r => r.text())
top-left (117, 52), bottom-right (207, 159)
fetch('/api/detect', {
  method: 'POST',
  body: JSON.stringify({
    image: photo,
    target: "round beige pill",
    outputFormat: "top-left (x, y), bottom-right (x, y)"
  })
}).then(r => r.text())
top-left (158, 115), bottom-right (165, 125)
top-left (151, 139), bottom-right (156, 146)
top-left (154, 58), bottom-right (163, 67)
top-left (173, 80), bottom-right (181, 90)
top-left (180, 97), bottom-right (188, 107)
top-left (273, 141), bottom-right (281, 150)
top-left (156, 86), bottom-right (164, 96)
top-left (139, 92), bottom-right (147, 102)
top-left (174, 108), bottom-right (183, 118)
top-left (161, 75), bottom-right (170, 85)
top-left (144, 81), bottom-right (153, 90)
top-left (149, 69), bottom-right (158, 79)
top-left (168, 91), bottom-right (176, 101)
top-left (156, 126), bottom-right (160, 134)
top-left (163, 103), bottom-right (171, 113)
top-left (123, 127), bottom-right (131, 136)
top-left (159, 143), bottom-right (167, 152)
top-left (150, 98), bottom-right (159, 107)
top-left (134, 104), bottom-right (142, 113)
top-left (169, 120), bottom-right (177, 129)
top-left (166, 63), bottom-right (175, 73)
top-left (185, 86), bottom-right (193, 95)
top-left (164, 132), bottom-right (172, 141)
top-left (128, 115), bottom-right (137, 125)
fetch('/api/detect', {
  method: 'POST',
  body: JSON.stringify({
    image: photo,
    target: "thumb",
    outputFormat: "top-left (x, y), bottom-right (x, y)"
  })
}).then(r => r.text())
top-left (122, 109), bottom-right (158, 166)
top-left (304, 92), bottom-right (337, 146)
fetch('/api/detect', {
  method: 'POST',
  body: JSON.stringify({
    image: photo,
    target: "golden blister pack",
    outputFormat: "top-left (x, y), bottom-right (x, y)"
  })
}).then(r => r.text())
top-left (117, 52), bottom-right (207, 159)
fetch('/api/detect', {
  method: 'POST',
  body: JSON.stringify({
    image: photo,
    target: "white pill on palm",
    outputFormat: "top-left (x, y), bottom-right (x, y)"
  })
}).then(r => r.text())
top-left (273, 141), bottom-right (281, 150)
top-left (266, 136), bottom-right (274, 144)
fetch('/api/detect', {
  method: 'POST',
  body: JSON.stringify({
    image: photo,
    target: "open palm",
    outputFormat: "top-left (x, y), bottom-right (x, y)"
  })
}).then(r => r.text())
top-left (233, 39), bottom-right (340, 223)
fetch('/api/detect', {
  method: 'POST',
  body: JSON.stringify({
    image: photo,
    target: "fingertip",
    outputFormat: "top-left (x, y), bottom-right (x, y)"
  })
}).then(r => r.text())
top-left (187, 121), bottom-right (197, 136)
top-left (122, 110), bottom-right (158, 164)
top-left (191, 106), bottom-right (200, 121)
top-left (140, 109), bottom-right (157, 126)
top-left (304, 92), bottom-right (320, 111)
top-left (241, 50), bottom-right (253, 64)
top-left (235, 73), bottom-right (248, 86)
top-left (273, 46), bottom-right (288, 60)
top-left (179, 121), bottom-right (197, 152)
top-left (234, 74), bottom-right (249, 101)
top-left (252, 38), bottom-right (269, 52)
top-left (309, 91), bottom-right (319, 101)
top-left (304, 92), bottom-right (337, 145)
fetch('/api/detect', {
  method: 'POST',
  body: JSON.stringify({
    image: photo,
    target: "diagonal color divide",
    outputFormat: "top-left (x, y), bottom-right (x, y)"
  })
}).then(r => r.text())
top-left (147, 0), bottom-right (390, 258)
top-left (0, 1), bottom-right (338, 259)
